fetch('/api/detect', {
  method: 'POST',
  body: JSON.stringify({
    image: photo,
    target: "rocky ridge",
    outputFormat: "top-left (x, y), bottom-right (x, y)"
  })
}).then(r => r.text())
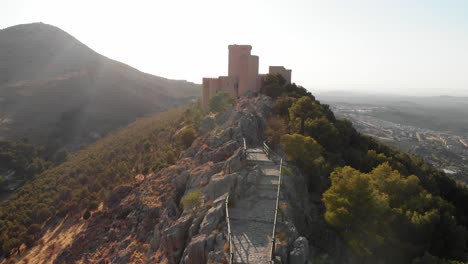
top-left (54, 95), bottom-right (341, 263)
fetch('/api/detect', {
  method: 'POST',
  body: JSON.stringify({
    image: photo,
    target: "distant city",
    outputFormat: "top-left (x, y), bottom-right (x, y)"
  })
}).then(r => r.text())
top-left (330, 104), bottom-right (468, 184)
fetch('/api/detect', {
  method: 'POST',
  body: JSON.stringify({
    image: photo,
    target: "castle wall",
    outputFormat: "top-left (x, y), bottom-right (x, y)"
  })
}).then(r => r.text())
top-left (257, 74), bottom-right (267, 91)
top-left (202, 78), bottom-right (210, 109)
top-left (202, 45), bottom-right (292, 110)
top-left (219, 76), bottom-right (237, 98)
top-left (269, 66), bottom-right (292, 83)
top-left (202, 77), bottom-right (221, 109)
top-left (228, 45), bottom-right (252, 79)
top-left (237, 54), bottom-right (250, 96)
top-left (209, 78), bottom-right (220, 96)
top-left (248, 55), bottom-right (259, 93)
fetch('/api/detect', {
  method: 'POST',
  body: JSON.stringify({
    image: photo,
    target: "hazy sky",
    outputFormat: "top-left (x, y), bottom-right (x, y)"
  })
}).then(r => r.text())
top-left (2, 0), bottom-right (468, 96)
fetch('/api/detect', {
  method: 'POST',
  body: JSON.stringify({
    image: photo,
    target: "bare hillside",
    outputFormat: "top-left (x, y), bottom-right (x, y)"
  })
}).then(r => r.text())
top-left (0, 22), bottom-right (200, 150)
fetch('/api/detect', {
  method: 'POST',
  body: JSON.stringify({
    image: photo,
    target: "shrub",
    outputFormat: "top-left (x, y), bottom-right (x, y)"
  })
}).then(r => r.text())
top-left (208, 92), bottom-right (233, 113)
top-left (176, 126), bottom-right (197, 148)
top-left (83, 210), bottom-right (91, 220)
top-left (265, 116), bottom-right (288, 147)
top-left (281, 134), bottom-right (324, 169)
top-left (180, 189), bottom-right (203, 212)
top-left (281, 167), bottom-right (293, 176)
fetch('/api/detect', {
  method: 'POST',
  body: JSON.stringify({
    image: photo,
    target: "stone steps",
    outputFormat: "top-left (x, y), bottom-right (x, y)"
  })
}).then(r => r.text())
top-left (229, 147), bottom-right (281, 263)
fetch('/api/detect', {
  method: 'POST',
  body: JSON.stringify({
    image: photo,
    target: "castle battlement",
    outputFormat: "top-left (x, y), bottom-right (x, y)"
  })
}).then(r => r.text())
top-left (202, 45), bottom-right (292, 109)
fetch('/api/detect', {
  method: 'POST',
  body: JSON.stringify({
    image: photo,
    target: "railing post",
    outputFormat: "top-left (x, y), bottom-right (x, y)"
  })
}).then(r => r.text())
top-left (225, 194), bottom-right (234, 264)
top-left (270, 158), bottom-right (283, 261)
top-left (243, 137), bottom-right (247, 160)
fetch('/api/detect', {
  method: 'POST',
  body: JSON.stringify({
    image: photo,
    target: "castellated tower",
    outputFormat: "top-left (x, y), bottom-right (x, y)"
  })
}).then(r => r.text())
top-left (227, 45), bottom-right (259, 97)
top-left (202, 45), bottom-right (291, 109)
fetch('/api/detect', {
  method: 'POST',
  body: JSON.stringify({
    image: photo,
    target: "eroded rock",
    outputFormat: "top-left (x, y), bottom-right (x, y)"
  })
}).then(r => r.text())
top-left (199, 202), bottom-right (225, 234)
top-left (289, 236), bottom-right (310, 264)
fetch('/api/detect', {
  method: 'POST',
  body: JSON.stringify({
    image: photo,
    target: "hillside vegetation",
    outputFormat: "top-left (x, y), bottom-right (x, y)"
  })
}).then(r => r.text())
top-left (0, 23), bottom-right (200, 154)
top-left (0, 103), bottom-right (202, 257)
top-left (262, 74), bottom-right (468, 263)
top-left (0, 141), bottom-right (52, 196)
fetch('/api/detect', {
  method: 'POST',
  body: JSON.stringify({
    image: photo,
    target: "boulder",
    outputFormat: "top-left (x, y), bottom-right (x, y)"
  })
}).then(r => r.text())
top-left (182, 234), bottom-right (208, 264)
top-left (189, 214), bottom-right (205, 238)
top-left (203, 172), bottom-right (237, 200)
top-left (160, 214), bottom-right (193, 263)
top-left (289, 236), bottom-right (310, 264)
top-left (172, 170), bottom-right (190, 190)
top-left (199, 202), bottom-right (225, 234)
top-left (200, 116), bottom-right (216, 134)
top-left (186, 161), bottom-right (224, 190)
top-left (207, 250), bottom-right (226, 264)
top-left (210, 140), bottom-right (239, 162)
top-left (223, 147), bottom-right (245, 174)
top-left (198, 140), bottom-right (240, 164)
top-left (150, 225), bottom-right (160, 251)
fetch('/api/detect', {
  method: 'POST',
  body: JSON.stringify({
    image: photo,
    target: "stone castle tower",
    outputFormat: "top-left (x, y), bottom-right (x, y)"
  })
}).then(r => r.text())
top-left (202, 45), bottom-right (291, 109)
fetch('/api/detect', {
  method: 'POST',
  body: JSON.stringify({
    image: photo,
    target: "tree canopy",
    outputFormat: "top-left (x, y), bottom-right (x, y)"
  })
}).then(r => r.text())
top-left (259, 79), bottom-right (468, 263)
top-left (208, 92), bottom-right (234, 113)
top-left (323, 163), bottom-right (467, 262)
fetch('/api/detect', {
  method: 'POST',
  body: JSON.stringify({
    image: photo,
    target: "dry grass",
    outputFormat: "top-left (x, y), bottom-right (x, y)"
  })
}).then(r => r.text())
top-left (223, 242), bottom-right (230, 253)
top-left (205, 200), bottom-right (214, 209)
top-left (15, 217), bottom-right (87, 264)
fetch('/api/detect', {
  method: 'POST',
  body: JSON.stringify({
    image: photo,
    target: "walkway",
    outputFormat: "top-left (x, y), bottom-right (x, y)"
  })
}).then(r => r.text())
top-left (229, 147), bottom-right (280, 263)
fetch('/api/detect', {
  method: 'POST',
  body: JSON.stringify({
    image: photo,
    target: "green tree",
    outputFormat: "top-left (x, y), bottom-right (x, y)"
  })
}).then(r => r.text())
top-left (412, 252), bottom-right (465, 264)
top-left (208, 92), bottom-right (233, 113)
top-left (304, 117), bottom-right (339, 150)
top-left (265, 116), bottom-right (288, 147)
top-left (323, 166), bottom-right (389, 257)
top-left (260, 74), bottom-right (287, 98)
top-left (323, 163), bottom-right (468, 262)
top-left (281, 134), bottom-right (324, 169)
top-left (274, 96), bottom-right (296, 117)
top-left (289, 96), bottom-right (322, 134)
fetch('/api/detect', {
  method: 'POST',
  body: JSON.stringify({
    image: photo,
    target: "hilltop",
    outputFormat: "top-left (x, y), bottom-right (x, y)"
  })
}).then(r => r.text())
top-left (2, 74), bottom-right (468, 263)
top-left (0, 23), bottom-right (200, 150)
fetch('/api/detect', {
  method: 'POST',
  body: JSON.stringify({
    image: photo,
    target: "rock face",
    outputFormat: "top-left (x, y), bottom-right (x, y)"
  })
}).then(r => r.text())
top-left (161, 215), bottom-right (194, 263)
top-left (54, 95), bottom-right (276, 264)
top-left (53, 94), bottom-right (346, 263)
top-left (289, 237), bottom-right (310, 264)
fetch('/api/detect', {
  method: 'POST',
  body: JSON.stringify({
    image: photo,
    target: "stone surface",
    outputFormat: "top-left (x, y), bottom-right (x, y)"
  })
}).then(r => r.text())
top-left (229, 147), bottom-right (281, 264)
top-left (182, 234), bottom-right (208, 264)
top-left (199, 202), bottom-right (225, 234)
top-left (202, 172), bottom-right (237, 200)
top-left (160, 214), bottom-right (193, 263)
top-left (223, 147), bottom-right (245, 174)
top-left (200, 116), bottom-right (216, 134)
top-left (289, 237), bottom-right (310, 264)
top-left (53, 95), bottom-right (307, 264)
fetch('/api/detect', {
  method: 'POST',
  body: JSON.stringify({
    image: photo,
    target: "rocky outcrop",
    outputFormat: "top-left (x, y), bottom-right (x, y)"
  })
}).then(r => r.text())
top-left (54, 95), bottom-right (275, 264)
top-left (199, 197), bottom-right (226, 234)
top-left (289, 237), bottom-right (310, 264)
top-left (161, 215), bottom-right (194, 263)
top-left (54, 94), bottom-right (344, 264)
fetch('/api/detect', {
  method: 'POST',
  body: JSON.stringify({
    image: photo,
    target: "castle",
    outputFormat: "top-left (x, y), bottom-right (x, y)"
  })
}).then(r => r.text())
top-left (202, 45), bottom-right (292, 109)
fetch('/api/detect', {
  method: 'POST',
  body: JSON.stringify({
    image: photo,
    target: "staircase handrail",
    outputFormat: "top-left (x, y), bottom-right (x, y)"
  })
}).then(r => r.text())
top-left (262, 141), bottom-right (284, 164)
top-left (225, 194), bottom-right (234, 263)
top-left (270, 158), bottom-right (283, 262)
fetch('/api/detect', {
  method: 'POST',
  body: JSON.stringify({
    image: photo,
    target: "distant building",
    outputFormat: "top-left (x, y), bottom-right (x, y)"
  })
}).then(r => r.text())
top-left (460, 139), bottom-right (468, 148)
top-left (202, 45), bottom-right (292, 109)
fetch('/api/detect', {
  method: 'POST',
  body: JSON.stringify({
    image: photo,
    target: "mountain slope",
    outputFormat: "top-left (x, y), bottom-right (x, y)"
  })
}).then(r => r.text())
top-left (0, 103), bottom-right (202, 259)
top-left (0, 23), bottom-right (200, 149)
